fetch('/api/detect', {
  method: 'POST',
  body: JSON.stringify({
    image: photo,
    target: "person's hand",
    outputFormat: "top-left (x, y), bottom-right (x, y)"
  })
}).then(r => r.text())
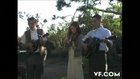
top-left (103, 36), bottom-right (109, 43)
top-left (64, 39), bottom-right (68, 44)
top-left (40, 46), bottom-right (45, 55)
top-left (103, 39), bottom-right (109, 43)
top-left (28, 43), bottom-right (33, 52)
top-left (83, 43), bottom-right (88, 50)
top-left (38, 35), bottom-right (44, 42)
top-left (64, 39), bottom-right (70, 45)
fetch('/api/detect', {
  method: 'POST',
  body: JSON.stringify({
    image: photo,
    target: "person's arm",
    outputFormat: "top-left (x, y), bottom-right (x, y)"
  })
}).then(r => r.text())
top-left (40, 29), bottom-right (47, 46)
top-left (103, 30), bottom-right (113, 47)
top-left (81, 31), bottom-right (91, 50)
top-left (20, 32), bottom-right (28, 49)
top-left (72, 34), bottom-right (84, 51)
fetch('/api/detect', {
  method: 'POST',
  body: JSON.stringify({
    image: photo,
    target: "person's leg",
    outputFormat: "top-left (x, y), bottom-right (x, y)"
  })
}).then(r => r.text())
top-left (88, 55), bottom-right (95, 79)
top-left (88, 52), bottom-right (107, 79)
top-left (26, 64), bottom-right (35, 79)
top-left (18, 66), bottom-right (26, 79)
top-left (26, 55), bottom-right (36, 79)
top-left (35, 54), bottom-right (44, 79)
top-left (21, 67), bottom-right (26, 79)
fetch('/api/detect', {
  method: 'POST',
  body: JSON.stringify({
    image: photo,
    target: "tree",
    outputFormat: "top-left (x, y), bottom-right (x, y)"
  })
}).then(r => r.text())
top-left (18, 12), bottom-right (47, 29)
top-left (56, 0), bottom-right (122, 12)
top-left (55, 0), bottom-right (122, 35)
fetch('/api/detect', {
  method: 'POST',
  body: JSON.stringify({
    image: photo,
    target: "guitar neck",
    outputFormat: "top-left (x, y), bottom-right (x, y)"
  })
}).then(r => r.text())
top-left (92, 36), bottom-right (112, 46)
top-left (94, 36), bottom-right (116, 44)
top-left (92, 39), bottom-right (103, 46)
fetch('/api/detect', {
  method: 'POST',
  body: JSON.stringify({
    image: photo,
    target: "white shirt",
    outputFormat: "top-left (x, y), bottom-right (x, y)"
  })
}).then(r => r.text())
top-left (20, 28), bottom-right (47, 52)
top-left (82, 26), bottom-right (113, 52)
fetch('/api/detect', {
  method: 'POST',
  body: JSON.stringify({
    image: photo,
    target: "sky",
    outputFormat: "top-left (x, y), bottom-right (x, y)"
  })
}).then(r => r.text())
top-left (18, 0), bottom-right (112, 36)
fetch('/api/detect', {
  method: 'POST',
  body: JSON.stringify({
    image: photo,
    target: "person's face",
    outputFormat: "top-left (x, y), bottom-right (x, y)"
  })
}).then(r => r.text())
top-left (28, 20), bottom-right (37, 29)
top-left (70, 26), bottom-right (77, 34)
top-left (93, 17), bottom-right (101, 28)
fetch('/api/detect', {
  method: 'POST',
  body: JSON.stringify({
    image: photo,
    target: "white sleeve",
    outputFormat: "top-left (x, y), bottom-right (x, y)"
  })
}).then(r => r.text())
top-left (82, 31), bottom-right (90, 41)
top-left (104, 30), bottom-right (113, 47)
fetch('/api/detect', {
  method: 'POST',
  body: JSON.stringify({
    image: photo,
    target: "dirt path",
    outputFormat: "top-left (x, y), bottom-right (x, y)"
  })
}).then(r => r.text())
top-left (18, 55), bottom-right (68, 79)
top-left (18, 53), bottom-right (122, 79)
top-left (42, 57), bottom-right (68, 79)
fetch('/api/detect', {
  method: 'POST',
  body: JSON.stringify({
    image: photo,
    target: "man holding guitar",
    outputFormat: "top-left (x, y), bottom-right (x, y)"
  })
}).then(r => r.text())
top-left (82, 14), bottom-right (113, 79)
top-left (20, 17), bottom-right (47, 79)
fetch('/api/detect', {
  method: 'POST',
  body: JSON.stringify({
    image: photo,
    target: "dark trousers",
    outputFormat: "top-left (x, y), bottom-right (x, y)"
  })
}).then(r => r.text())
top-left (88, 51), bottom-right (107, 79)
top-left (26, 53), bottom-right (44, 79)
top-left (18, 52), bottom-right (27, 79)
top-left (18, 66), bottom-right (26, 79)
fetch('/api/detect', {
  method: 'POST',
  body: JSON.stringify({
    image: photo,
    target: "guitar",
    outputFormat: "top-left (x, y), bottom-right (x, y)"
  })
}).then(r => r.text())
top-left (84, 35), bottom-right (117, 59)
top-left (28, 33), bottom-right (48, 53)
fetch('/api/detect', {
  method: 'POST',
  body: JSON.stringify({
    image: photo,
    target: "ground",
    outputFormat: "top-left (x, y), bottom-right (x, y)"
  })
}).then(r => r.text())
top-left (42, 56), bottom-right (68, 79)
top-left (18, 52), bottom-right (122, 79)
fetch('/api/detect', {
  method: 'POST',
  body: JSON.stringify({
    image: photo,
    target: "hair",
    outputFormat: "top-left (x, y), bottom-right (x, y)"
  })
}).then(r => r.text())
top-left (27, 17), bottom-right (38, 23)
top-left (67, 21), bottom-right (82, 39)
top-left (92, 14), bottom-right (102, 21)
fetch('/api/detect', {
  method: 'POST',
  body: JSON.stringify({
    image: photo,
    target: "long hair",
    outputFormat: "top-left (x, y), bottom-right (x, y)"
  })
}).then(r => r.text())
top-left (67, 21), bottom-right (82, 39)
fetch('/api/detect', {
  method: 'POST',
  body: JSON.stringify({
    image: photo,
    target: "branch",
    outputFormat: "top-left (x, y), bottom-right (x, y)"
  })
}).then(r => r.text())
top-left (95, 8), bottom-right (122, 15)
top-left (60, 18), bottom-right (68, 22)
top-left (71, 9), bottom-right (78, 22)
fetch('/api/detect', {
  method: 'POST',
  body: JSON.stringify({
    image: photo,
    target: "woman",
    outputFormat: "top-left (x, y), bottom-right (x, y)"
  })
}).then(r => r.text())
top-left (65, 22), bottom-right (84, 79)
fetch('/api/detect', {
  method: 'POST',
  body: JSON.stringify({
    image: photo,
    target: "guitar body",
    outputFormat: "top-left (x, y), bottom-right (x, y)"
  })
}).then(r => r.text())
top-left (28, 34), bottom-right (47, 55)
top-left (32, 40), bottom-right (39, 52)
top-left (24, 29), bottom-right (47, 67)
top-left (84, 37), bottom-right (100, 59)
top-left (84, 35), bottom-right (117, 59)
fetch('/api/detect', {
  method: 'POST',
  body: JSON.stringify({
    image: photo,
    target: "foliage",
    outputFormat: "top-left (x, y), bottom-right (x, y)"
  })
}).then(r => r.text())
top-left (56, 0), bottom-right (122, 11)
top-left (18, 1), bottom-right (122, 78)
top-left (18, 0), bottom-right (122, 55)
top-left (18, 12), bottom-right (47, 29)
top-left (47, 23), bottom-right (70, 53)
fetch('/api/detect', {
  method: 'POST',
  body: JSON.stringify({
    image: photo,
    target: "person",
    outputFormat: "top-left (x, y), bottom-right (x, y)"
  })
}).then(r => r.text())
top-left (45, 33), bottom-right (55, 58)
top-left (65, 21), bottom-right (84, 79)
top-left (82, 14), bottom-right (113, 79)
top-left (20, 17), bottom-right (47, 79)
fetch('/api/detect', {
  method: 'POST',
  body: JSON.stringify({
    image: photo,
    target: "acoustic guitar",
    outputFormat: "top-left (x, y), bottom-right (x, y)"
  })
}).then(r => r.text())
top-left (84, 35), bottom-right (117, 59)
top-left (28, 33), bottom-right (48, 54)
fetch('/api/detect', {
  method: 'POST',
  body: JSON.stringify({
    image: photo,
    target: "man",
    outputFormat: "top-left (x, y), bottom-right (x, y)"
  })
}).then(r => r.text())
top-left (20, 17), bottom-right (47, 79)
top-left (82, 14), bottom-right (113, 79)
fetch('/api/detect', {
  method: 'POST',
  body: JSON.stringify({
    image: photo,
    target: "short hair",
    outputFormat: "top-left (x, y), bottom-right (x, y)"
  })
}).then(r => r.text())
top-left (27, 17), bottom-right (37, 23)
top-left (92, 14), bottom-right (102, 20)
